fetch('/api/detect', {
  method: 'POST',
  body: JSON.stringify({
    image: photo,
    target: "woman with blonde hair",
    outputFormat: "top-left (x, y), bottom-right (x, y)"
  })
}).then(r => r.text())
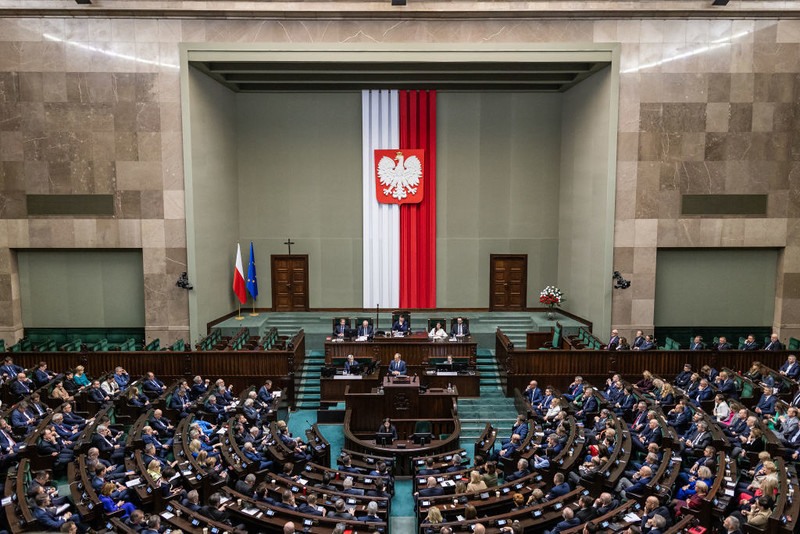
top-left (466, 470), bottom-right (487, 493)
top-left (73, 365), bottom-right (90, 387)
top-left (422, 506), bottom-right (443, 525)
top-left (656, 382), bottom-right (675, 406)
top-left (188, 439), bottom-right (202, 457)
top-left (636, 370), bottom-right (654, 392)
top-left (147, 459), bottom-right (162, 481)
top-left (99, 482), bottom-right (136, 518)
top-left (510, 492), bottom-right (526, 511)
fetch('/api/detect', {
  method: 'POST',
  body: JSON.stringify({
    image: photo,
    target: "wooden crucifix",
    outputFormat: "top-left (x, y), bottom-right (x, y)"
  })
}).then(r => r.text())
top-left (284, 238), bottom-right (295, 255)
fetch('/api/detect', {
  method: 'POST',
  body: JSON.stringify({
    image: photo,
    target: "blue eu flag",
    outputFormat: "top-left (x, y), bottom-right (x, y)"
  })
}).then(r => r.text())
top-left (246, 241), bottom-right (258, 299)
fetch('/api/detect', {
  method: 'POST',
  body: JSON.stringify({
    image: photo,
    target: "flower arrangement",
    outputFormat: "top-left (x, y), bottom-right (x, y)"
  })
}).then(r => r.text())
top-left (539, 286), bottom-right (564, 309)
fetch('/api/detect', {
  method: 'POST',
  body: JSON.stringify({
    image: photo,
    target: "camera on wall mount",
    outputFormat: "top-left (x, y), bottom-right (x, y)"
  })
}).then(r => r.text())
top-left (612, 271), bottom-right (631, 290)
top-left (176, 272), bottom-right (193, 290)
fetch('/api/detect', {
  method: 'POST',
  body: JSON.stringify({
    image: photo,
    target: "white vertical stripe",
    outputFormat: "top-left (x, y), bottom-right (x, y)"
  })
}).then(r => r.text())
top-left (362, 90), bottom-right (399, 309)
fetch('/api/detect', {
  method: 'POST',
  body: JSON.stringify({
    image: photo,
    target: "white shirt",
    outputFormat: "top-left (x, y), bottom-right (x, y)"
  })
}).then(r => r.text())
top-left (429, 328), bottom-right (447, 339)
top-left (714, 401), bottom-right (731, 422)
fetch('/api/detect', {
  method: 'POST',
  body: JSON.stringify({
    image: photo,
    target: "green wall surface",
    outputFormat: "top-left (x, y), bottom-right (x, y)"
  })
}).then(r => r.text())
top-left (18, 250), bottom-right (145, 328)
top-left (187, 66), bottom-right (240, 338)
top-left (236, 92), bottom-right (364, 308)
top-left (655, 248), bottom-right (778, 327)
top-left (558, 66), bottom-right (614, 337)
top-left (436, 92), bottom-right (563, 307)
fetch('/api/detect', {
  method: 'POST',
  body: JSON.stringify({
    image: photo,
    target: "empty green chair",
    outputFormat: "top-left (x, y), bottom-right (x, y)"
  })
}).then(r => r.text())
top-left (145, 339), bottom-right (160, 352)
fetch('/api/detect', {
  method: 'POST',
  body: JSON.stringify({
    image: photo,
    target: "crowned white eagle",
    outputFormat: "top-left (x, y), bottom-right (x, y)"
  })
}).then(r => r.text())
top-left (377, 151), bottom-right (422, 200)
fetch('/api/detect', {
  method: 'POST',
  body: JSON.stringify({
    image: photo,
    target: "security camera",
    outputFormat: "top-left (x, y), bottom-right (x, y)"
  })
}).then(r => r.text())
top-left (176, 272), bottom-right (193, 290)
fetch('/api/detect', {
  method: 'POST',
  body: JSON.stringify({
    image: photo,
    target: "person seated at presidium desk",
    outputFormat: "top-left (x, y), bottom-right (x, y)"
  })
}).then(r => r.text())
top-left (429, 322), bottom-right (447, 340)
top-left (358, 320), bottom-right (373, 338)
top-left (389, 353), bottom-right (407, 376)
top-left (451, 317), bottom-right (470, 337)
top-left (392, 316), bottom-right (408, 334)
top-left (334, 318), bottom-right (348, 338)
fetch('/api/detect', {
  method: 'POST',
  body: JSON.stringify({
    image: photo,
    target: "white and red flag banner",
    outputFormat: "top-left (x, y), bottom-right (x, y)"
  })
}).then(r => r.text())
top-left (232, 243), bottom-right (247, 305)
top-left (361, 90), bottom-right (437, 309)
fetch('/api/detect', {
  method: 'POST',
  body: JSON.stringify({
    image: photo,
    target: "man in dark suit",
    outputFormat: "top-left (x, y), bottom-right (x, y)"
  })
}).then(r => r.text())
top-left (637, 335), bottom-right (655, 350)
top-left (357, 501), bottom-right (382, 522)
top-left (620, 465), bottom-right (652, 500)
top-left (88, 381), bottom-right (110, 404)
top-left (450, 317), bottom-right (470, 337)
top-left (640, 496), bottom-right (673, 532)
top-left (575, 388), bottom-right (598, 421)
top-left (234, 473), bottom-right (256, 497)
top-left (391, 316), bottom-right (408, 334)
top-left (722, 515), bottom-right (743, 534)
top-left (417, 457), bottom-right (440, 476)
top-left (631, 330), bottom-right (645, 349)
top-left (614, 386), bottom-right (636, 417)
top-left (667, 402), bottom-right (692, 434)
top-left (633, 419), bottom-right (662, 452)
top-left (92, 424), bottom-right (124, 463)
top-left (11, 372), bottom-right (34, 397)
top-left (297, 493), bottom-right (325, 516)
top-left (334, 318), bottom-right (349, 337)
top-left (675, 364), bottom-right (693, 388)
top-left (690, 336), bottom-right (705, 350)
top-left (150, 409), bottom-right (174, 437)
top-left (33, 361), bottom-right (56, 387)
top-left (11, 402), bottom-right (37, 433)
top-left (765, 333), bottom-right (783, 351)
top-left (0, 419), bottom-right (22, 456)
top-left (169, 387), bottom-right (192, 417)
top-left (60, 403), bottom-right (87, 429)
top-left (182, 491), bottom-right (201, 512)
top-left (330, 499), bottom-right (355, 520)
top-left (502, 415), bottom-right (529, 446)
top-left (357, 320), bottom-right (373, 337)
top-left (344, 355), bottom-right (360, 374)
top-left (142, 372), bottom-right (166, 394)
top-left (505, 458), bottom-right (530, 482)
top-left (190, 375), bottom-right (209, 400)
top-left (417, 477), bottom-right (444, 497)
top-left (0, 357), bottom-right (23, 380)
top-left (683, 421), bottom-right (712, 455)
top-left (32, 493), bottom-right (76, 531)
top-left (544, 473), bottom-right (570, 501)
top-left (575, 495), bottom-right (596, 523)
top-left (525, 380), bottom-right (543, 405)
top-left (547, 507), bottom-right (579, 534)
top-left (780, 355), bottom-right (799, 379)
top-left (754, 386), bottom-right (777, 416)
top-left (388, 353), bottom-right (407, 376)
top-left (742, 335), bottom-right (759, 351)
top-left (716, 336), bottom-right (732, 350)
top-left (607, 329), bottom-right (620, 351)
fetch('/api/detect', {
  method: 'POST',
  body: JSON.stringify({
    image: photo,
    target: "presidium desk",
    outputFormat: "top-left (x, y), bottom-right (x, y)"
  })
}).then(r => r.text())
top-left (343, 376), bottom-right (460, 476)
top-left (323, 334), bottom-right (480, 400)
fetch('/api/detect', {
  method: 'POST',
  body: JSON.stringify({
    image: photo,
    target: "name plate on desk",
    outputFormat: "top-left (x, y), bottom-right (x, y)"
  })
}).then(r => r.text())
top-left (437, 371), bottom-right (457, 376)
top-left (333, 375), bottom-right (363, 380)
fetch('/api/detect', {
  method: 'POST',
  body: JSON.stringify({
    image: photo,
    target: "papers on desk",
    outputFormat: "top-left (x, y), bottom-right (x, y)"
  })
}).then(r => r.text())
top-left (273, 391), bottom-right (282, 398)
top-left (725, 489), bottom-right (735, 496)
top-left (1, 497), bottom-right (11, 506)
top-left (161, 511), bottom-right (174, 520)
top-left (623, 512), bottom-right (641, 523)
top-left (437, 371), bottom-right (457, 376)
top-left (356, 336), bottom-right (369, 342)
top-left (125, 478), bottom-right (141, 488)
top-left (297, 478), bottom-right (308, 485)
top-left (392, 332), bottom-right (404, 338)
top-left (241, 507), bottom-right (259, 516)
top-left (333, 374), bottom-right (362, 380)
top-left (441, 480), bottom-right (456, 487)
top-left (56, 504), bottom-right (70, 515)
top-left (220, 496), bottom-right (231, 505)
top-left (182, 470), bottom-right (193, 476)
top-left (216, 429), bottom-right (226, 435)
top-left (456, 515), bottom-right (465, 522)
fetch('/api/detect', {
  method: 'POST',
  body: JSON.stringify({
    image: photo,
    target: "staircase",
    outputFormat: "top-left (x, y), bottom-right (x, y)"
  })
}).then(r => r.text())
top-left (296, 350), bottom-right (325, 409)
top-left (458, 349), bottom-right (520, 451)
top-left (489, 315), bottom-right (533, 348)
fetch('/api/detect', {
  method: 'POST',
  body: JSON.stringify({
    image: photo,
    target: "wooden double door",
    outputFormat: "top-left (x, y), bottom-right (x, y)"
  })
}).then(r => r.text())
top-left (271, 255), bottom-right (309, 311)
top-left (490, 254), bottom-right (527, 311)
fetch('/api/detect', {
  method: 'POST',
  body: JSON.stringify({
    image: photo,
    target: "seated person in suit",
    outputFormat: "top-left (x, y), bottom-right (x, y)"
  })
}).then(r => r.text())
top-left (418, 457), bottom-right (440, 476)
top-left (33, 361), bottom-right (56, 387)
top-left (334, 318), bottom-right (349, 337)
top-left (11, 372), bottom-right (35, 397)
top-left (754, 386), bottom-right (777, 416)
top-left (357, 320), bottom-right (373, 337)
top-left (377, 418), bottom-right (398, 441)
top-left (505, 458), bottom-right (530, 482)
top-left (357, 500), bottom-right (382, 523)
top-left (634, 335), bottom-right (655, 350)
top-left (450, 317), bottom-right (470, 337)
top-left (142, 372), bottom-right (166, 394)
top-left (416, 477), bottom-right (444, 498)
top-left (502, 415), bottom-right (529, 446)
top-left (690, 336), bottom-right (705, 350)
top-left (716, 336), bottom-right (732, 350)
top-left (780, 354), bottom-right (800, 379)
top-left (429, 322), bottom-right (447, 340)
top-left (544, 472), bottom-right (570, 501)
top-left (525, 380), bottom-right (543, 405)
top-left (391, 315), bottom-right (408, 334)
top-left (298, 492), bottom-right (326, 516)
top-left (546, 507), bottom-right (580, 534)
top-left (33, 493), bottom-right (80, 531)
top-left (389, 353), bottom-right (407, 376)
top-left (342, 477), bottom-right (364, 496)
top-left (607, 329), bottom-right (620, 351)
top-left (742, 335), bottom-right (760, 351)
top-left (0, 356), bottom-right (23, 380)
top-left (11, 402), bottom-right (37, 433)
top-left (765, 333), bottom-right (783, 351)
top-left (344, 354), bottom-right (360, 374)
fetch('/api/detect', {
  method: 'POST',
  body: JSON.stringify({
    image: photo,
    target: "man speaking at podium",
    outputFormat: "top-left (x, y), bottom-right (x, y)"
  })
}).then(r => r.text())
top-left (389, 353), bottom-right (407, 376)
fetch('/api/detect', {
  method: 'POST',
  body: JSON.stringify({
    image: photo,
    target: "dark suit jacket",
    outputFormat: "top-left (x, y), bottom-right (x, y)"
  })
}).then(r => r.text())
top-left (742, 341), bottom-right (759, 351)
top-left (765, 340), bottom-right (783, 351)
top-left (607, 336), bottom-right (619, 351)
top-left (11, 380), bottom-right (32, 397)
top-left (357, 325), bottom-right (374, 337)
top-left (418, 486), bottom-right (444, 497)
top-left (389, 360), bottom-right (407, 375)
top-left (391, 321), bottom-right (408, 333)
top-left (756, 395), bottom-right (777, 415)
top-left (506, 469), bottom-right (530, 482)
top-left (334, 324), bottom-right (349, 336)
top-left (450, 323), bottom-right (470, 336)
top-left (298, 503), bottom-right (324, 516)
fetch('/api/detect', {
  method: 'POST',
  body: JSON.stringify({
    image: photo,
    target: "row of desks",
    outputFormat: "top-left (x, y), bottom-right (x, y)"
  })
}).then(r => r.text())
top-left (321, 368), bottom-right (481, 401)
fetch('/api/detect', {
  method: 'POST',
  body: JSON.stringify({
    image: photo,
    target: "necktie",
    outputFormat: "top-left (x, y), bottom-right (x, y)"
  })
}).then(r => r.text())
top-left (458, 325), bottom-right (462, 335)
top-left (2, 430), bottom-right (14, 447)
top-left (792, 429), bottom-right (800, 443)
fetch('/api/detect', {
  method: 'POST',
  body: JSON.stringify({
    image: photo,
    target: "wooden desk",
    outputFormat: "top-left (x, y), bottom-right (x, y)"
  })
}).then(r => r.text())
top-left (320, 368), bottom-right (381, 403)
top-left (324, 335), bottom-right (477, 368)
top-left (421, 369), bottom-right (481, 397)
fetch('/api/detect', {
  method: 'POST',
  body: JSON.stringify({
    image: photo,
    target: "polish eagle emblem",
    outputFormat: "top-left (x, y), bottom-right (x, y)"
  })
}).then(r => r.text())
top-left (374, 149), bottom-right (424, 204)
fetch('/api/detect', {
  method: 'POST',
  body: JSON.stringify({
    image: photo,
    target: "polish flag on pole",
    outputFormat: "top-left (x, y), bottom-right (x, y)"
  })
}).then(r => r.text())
top-left (233, 243), bottom-right (247, 304)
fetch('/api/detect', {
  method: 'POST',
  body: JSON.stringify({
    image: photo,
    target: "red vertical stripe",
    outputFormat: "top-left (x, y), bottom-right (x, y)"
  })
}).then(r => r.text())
top-left (399, 90), bottom-right (437, 308)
